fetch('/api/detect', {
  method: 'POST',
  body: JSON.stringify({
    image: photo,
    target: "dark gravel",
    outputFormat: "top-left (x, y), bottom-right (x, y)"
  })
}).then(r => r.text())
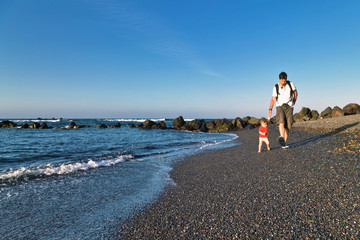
top-left (117, 123), bottom-right (360, 239)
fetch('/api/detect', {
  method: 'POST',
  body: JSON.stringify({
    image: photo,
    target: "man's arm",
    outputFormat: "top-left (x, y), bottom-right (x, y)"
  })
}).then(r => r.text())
top-left (268, 96), bottom-right (276, 119)
top-left (293, 90), bottom-right (298, 105)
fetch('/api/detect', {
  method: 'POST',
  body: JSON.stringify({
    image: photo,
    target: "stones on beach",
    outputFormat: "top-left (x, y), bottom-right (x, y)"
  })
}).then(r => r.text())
top-left (247, 117), bottom-right (260, 126)
top-left (311, 110), bottom-right (319, 120)
top-left (172, 117), bottom-right (253, 133)
top-left (293, 103), bottom-right (360, 123)
top-left (343, 103), bottom-right (360, 115)
top-left (173, 117), bottom-right (207, 131)
top-left (320, 107), bottom-right (333, 119)
top-left (231, 117), bottom-right (246, 130)
top-left (293, 107), bottom-right (316, 122)
top-left (331, 106), bottom-right (344, 117)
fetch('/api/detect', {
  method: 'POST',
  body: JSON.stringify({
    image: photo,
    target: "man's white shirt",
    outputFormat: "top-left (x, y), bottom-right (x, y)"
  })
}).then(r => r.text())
top-left (272, 82), bottom-right (296, 107)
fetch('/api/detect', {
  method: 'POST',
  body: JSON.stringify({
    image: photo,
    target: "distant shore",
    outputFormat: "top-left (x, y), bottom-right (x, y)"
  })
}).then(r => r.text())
top-left (118, 115), bottom-right (360, 239)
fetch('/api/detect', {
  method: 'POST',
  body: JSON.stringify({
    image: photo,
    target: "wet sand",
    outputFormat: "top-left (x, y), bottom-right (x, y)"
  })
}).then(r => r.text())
top-left (117, 115), bottom-right (360, 239)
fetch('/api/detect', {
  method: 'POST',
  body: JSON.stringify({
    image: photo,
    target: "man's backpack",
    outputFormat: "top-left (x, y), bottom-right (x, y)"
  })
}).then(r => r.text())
top-left (275, 81), bottom-right (294, 100)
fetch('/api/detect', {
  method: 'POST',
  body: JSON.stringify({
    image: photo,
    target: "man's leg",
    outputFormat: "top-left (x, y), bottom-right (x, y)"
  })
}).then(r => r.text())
top-left (279, 123), bottom-right (285, 138)
top-left (284, 128), bottom-right (289, 142)
top-left (283, 104), bottom-right (293, 143)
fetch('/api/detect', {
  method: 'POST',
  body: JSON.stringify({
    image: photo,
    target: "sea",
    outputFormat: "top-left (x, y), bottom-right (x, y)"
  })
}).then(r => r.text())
top-left (0, 118), bottom-right (240, 239)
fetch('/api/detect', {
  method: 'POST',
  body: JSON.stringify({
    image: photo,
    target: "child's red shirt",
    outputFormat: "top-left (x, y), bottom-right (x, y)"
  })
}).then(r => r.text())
top-left (259, 126), bottom-right (268, 138)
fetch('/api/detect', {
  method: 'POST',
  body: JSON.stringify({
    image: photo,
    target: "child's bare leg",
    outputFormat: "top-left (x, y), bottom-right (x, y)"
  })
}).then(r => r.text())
top-left (258, 139), bottom-right (263, 152)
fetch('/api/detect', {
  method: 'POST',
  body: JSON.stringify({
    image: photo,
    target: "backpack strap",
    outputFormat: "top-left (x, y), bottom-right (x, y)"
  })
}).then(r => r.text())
top-left (275, 81), bottom-right (294, 100)
top-left (287, 81), bottom-right (294, 97)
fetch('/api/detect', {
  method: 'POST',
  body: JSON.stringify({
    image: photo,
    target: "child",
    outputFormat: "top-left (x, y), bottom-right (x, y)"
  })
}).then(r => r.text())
top-left (258, 117), bottom-right (271, 153)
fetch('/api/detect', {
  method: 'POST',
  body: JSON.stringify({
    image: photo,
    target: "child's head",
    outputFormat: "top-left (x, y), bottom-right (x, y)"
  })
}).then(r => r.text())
top-left (260, 117), bottom-right (268, 127)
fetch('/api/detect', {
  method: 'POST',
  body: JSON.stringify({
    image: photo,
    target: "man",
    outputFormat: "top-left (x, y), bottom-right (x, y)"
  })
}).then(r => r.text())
top-left (268, 72), bottom-right (298, 149)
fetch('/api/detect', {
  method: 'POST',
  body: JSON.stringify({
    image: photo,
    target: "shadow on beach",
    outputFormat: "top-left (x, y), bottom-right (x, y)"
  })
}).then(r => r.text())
top-left (290, 121), bottom-right (360, 148)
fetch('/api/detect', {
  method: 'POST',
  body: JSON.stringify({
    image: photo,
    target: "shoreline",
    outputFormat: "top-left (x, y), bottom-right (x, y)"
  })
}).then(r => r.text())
top-left (117, 115), bottom-right (360, 239)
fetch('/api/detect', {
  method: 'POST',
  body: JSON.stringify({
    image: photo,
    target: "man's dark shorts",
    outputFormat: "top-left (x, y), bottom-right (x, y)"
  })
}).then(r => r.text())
top-left (276, 104), bottom-right (294, 130)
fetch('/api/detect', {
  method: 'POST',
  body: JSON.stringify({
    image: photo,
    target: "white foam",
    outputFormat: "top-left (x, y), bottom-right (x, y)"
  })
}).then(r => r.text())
top-left (199, 133), bottom-right (239, 150)
top-left (0, 155), bottom-right (134, 183)
top-left (11, 119), bottom-right (61, 123)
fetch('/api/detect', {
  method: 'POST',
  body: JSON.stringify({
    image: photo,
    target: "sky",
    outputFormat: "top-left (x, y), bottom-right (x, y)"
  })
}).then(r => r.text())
top-left (1, 0), bottom-right (359, 119)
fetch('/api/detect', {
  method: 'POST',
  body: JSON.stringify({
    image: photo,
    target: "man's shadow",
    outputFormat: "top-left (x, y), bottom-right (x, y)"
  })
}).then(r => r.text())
top-left (288, 122), bottom-right (359, 148)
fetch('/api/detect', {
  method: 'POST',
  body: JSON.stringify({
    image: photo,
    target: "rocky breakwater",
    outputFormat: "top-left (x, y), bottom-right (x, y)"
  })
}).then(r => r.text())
top-left (129, 120), bottom-right (168, 129)
top-left (172, 116), bottom-right (260, 133)
top-left (0, 121), bottom-right (122, 129)
top-left (293, 103), bottom-right (360, 122)
top-left (0, 121), bottom-right (52, 129)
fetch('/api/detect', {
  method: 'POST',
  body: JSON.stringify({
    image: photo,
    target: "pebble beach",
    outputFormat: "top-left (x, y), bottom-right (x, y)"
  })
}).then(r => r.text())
top-left (118, 115), bottom-right (360, 239)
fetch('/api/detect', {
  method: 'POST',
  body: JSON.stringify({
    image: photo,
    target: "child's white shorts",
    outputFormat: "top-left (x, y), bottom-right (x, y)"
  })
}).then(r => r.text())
top-left (259, 137), bottom-right (269, 144)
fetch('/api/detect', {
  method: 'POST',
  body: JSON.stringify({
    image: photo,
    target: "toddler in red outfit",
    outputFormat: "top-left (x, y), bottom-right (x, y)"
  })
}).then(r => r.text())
top-left (258, 118), bottom-right (271, 152)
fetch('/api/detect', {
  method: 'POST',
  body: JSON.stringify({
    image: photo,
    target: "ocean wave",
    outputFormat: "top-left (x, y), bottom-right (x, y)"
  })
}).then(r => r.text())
top-left (11, 119), bottom-right (61, 123)
top-left (0, 155), bottom-right (134, 184)
top-left (199, 133), bottom-right (239, 150)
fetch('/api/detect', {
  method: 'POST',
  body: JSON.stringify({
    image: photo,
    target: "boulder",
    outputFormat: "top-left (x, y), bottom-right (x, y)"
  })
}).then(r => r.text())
top-left (186, 119), bottom-right (206, 131)
top-left (331, 106), bottom-right (344, 117)
top-left (231, 117), bottom-right (246, 130)
top-left (157, 121), bottom-right (167, 129)
top-left (22, 123), bottom-right (30, 129)
top-left (248, 117), bottom-right (260, 126)
top-left (29, 123), bottom-right (41, 129)
top-left (96, 124), bottom-right (107, 128)
top-left (293, 113), bottom-right (304, 122)
top-left (269, 116), bottom-right (277, 124)
top-left (214, 119), bottom-right (232, 132)
top-left (0, 120), bottom-right (17, 128)
top-left (142, 120), bottom-right (156, 129)
top-left (40, 123), bottom-right (49, 129)
top-left (199, 123), bottom-right (208, 132)
top-left (111, 123), bottom-right (121, 128)
top-left (294, 107), bottom-right (312, 122)
top-left (69, 122), bottom-right (77, 129)
top-left (320, 107), bottom-right (332, 119)
top-left (217, 124), bottom-right (230, 132)
top-left (205, 121), bottom-right (216, 131)
top-left (242, 116), bottom-right (251, 124)
top-left (343, 103), bottom-right (360, 115)
top-left (310, 110), bottom-right (319, 121)
top-left (173, 116), bottom-right (185, 129)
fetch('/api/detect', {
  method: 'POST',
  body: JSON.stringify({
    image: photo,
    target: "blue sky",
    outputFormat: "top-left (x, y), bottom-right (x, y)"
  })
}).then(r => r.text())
top-left (1, 0), bottom-right (359, 119)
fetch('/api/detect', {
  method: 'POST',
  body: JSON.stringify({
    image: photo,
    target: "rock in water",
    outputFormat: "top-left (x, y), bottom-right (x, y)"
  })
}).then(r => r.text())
top-left (173, 116), bottom-right (185, 129)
